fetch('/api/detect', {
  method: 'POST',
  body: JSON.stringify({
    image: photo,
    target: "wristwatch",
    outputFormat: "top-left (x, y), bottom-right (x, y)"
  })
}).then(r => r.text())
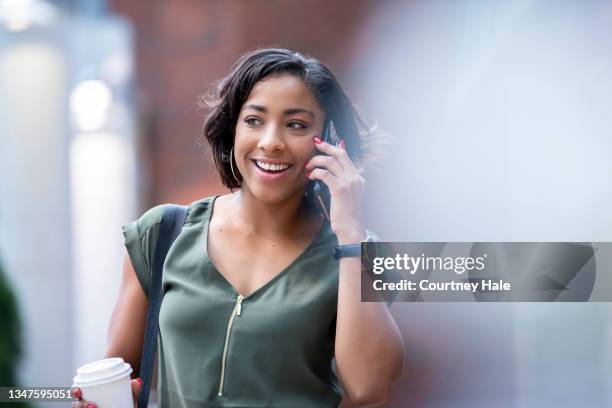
top-left (333, 233), bottom-right (376, 260)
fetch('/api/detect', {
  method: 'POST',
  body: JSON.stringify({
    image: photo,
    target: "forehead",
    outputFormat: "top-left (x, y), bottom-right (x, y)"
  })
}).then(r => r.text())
top-left (243, 74), bottom-right (323, 114)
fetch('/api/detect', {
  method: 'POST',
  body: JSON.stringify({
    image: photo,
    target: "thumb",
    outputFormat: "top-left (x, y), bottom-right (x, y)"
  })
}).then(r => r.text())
top-left (131, 378), bottom-right (143, 397)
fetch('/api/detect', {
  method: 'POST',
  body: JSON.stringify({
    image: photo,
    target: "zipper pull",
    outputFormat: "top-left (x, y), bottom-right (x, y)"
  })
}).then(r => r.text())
top-left (236, 295), bottom-right (244, 316)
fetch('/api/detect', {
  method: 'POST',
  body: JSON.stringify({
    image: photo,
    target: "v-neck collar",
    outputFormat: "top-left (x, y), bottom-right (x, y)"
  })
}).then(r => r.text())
top-left (201, 195), bottom-right (330, 300)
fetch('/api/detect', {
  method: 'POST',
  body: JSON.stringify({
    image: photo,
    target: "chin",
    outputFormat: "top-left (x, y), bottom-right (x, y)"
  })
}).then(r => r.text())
top-left (247, 182), bottom-right (305, 206)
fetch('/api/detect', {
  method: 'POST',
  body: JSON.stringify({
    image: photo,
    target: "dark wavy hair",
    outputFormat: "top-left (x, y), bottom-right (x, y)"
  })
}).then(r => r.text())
top-left (199, 48), bottom-right (387, 189)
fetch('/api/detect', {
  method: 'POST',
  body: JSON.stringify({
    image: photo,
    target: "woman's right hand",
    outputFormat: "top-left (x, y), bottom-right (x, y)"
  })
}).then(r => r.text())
top-left (71, 377), bottom-right (142, 408)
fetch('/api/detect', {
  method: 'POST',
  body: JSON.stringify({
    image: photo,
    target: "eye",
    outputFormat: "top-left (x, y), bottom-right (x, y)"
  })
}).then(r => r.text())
top-left (244, 117), bottom-right (262, 127)
top-left (287, 120), bottom-right (307, 130)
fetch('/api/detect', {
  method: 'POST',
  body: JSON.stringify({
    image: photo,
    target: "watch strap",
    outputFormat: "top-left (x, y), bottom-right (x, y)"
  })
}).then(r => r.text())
top-left (334, 243), bottom-right (361, 259)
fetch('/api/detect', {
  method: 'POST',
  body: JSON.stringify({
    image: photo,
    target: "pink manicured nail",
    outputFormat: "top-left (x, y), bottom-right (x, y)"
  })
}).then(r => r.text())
top-left (339, 139), bottom-right (346, 149)
top-left (87, 404), bottom-right (96, 408)
top-left (136, 377), bottom-right (143, 386)
top-left (313, 136), bottom-right (322, 144)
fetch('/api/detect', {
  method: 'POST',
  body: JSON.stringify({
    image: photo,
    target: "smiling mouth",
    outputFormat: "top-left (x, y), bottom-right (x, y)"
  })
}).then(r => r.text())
top-left (252, 159), bottom-right (293, 173)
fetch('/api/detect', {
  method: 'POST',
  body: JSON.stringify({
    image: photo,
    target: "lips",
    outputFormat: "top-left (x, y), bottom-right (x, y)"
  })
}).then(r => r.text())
top-left (251, 159), bottom-right (293, 173)
top-left (250, 159), bottom-right (293, 181)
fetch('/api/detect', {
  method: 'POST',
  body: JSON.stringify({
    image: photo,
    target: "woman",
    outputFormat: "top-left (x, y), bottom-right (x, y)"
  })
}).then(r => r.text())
top-left (73, 48), bottom-right (404, 408)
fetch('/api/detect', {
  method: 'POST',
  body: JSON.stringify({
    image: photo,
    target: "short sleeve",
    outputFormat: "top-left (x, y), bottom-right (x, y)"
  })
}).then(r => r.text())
top-left (122, 204), bottom-right (168, 298)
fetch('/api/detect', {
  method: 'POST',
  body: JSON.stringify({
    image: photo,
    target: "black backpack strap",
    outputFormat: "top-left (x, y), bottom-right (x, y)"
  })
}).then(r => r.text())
top-left (138, 205), bottom-right (188, 408)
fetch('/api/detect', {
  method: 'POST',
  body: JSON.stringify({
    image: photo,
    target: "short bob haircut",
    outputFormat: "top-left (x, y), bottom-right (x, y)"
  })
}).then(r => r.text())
top-left (200, 48), bottom-right (386, 189)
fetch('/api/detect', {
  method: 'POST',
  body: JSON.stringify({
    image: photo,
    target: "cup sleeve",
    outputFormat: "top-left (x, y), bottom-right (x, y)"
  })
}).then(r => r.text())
top-left (121, 205), bottom-right (167, 299)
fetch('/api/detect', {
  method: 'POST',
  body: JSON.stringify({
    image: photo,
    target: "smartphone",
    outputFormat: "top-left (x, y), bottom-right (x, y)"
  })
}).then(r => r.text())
top-left (305, 119), bottom-right (341, 220)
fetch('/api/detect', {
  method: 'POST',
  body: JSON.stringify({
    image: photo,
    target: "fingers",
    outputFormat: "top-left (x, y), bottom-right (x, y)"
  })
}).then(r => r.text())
top-left (69, 381), bottom-right (141, 408)
top-left (305, 155), bottom-right (343, 177)
top-left (71, 387), bottom-right (81, 399)
top-left (131, 377), bottom-right (143, 396)
top-left (71, 400), bottom-right (96, 408)
top-left (131, 377), bottom-right (143, 407)
top-left (308, 135), bottom-right (364, 193)
top-left (307, 168), bottom-right (338, 191)
top-left (71, 387), bottom-right (95, 407)
top-left (313, 136), bottom-right (354, 170)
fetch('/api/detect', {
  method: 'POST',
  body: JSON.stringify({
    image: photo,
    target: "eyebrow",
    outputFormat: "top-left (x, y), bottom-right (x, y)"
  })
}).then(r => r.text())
top-left (243, 104), bottom-right (315, 118)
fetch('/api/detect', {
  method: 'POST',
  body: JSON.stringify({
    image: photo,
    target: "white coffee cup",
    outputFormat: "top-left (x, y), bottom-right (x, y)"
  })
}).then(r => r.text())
top-left (73, 357), bottom-right (133, 408)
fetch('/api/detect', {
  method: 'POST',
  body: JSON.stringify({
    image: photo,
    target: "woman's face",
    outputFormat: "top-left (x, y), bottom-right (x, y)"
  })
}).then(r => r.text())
top-left (234, 73), bottom-right (325, 204)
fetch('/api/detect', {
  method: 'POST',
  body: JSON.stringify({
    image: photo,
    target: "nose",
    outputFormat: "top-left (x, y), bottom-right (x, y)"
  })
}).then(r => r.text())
top-left (257, 123), bottom-right (285, 152)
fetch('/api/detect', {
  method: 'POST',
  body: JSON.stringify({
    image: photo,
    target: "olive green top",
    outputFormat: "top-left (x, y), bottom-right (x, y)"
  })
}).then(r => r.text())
top-left (122, 195), bottom-right (344, 407)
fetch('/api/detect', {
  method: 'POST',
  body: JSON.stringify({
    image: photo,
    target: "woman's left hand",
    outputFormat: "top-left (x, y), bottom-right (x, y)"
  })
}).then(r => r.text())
top-left (305, 136), bottom-right (366, 244)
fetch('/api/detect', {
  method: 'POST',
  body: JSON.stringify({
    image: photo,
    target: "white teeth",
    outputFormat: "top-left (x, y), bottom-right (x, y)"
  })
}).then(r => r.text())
top-left (255, 160), bottom-right (291, 172)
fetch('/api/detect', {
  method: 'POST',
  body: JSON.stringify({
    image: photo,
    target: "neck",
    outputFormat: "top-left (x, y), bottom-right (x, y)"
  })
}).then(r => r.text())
top-left (229, 188), bottom-right (318, 237)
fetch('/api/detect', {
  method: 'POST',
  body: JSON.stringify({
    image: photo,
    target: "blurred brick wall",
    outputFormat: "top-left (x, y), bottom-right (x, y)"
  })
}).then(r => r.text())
top-left (107, 3), bottom-right (398, 407)
top-left (110, 0), bottom-right (379, 208)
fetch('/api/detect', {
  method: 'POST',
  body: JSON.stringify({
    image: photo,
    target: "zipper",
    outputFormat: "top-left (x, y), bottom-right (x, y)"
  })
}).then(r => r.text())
top-left (218, 294), bottom-right (244, 396)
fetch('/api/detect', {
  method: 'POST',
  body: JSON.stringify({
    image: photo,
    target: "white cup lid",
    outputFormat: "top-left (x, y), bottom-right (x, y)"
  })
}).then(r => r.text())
top-left (73, 357), bottom-right (133, 387)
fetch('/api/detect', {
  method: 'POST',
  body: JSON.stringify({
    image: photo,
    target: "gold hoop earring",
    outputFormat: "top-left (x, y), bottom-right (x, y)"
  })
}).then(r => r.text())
top-left (230, 147), bottom-right (240, 184)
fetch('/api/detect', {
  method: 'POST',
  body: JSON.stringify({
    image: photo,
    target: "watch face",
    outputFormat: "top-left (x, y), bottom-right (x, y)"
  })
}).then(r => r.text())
top-left (362, 241), bottom-right (381, 265)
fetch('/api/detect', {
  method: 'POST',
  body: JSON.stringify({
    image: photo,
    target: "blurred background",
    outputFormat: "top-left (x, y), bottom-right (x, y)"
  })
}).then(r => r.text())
top-left (1, 0), bottom-right (612, 407)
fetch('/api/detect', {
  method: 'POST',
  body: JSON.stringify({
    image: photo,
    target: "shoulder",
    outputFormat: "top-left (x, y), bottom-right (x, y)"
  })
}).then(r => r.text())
top-left (120, 196), bottom-right (218, 297)
top-left (134, 195), bottom-right (220, 231)
top-left (133, 204), bottom-right (169, 234)
top-left (184, 195), bottom-right (220, 224)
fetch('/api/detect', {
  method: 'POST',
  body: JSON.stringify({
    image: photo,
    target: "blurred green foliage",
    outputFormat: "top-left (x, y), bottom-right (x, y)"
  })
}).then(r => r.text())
top-left (0, 256), bottom-right (22, 385)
